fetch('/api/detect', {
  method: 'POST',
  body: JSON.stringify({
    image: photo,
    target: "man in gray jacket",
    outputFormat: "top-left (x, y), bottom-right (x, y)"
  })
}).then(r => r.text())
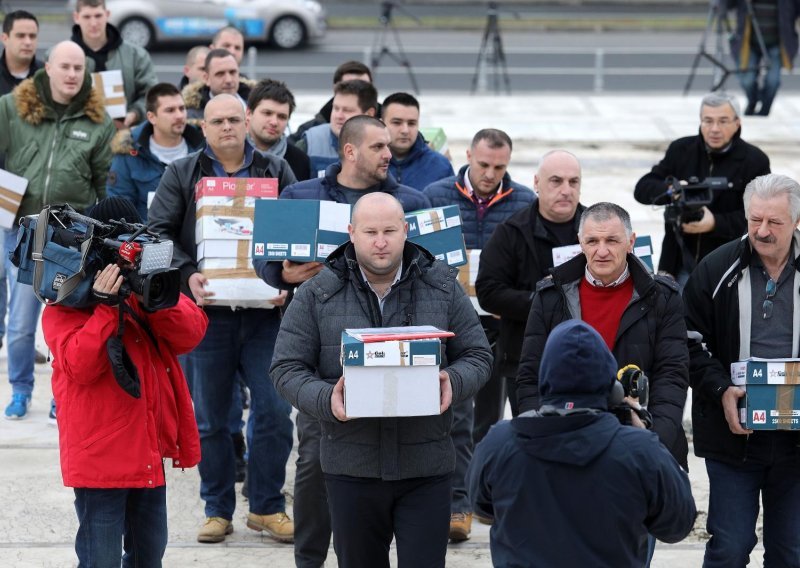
top-left (271, 192), bottom-right (493, 568)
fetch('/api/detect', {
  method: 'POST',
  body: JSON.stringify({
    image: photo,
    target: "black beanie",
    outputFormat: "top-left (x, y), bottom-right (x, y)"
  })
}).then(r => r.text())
top-left (87, 196), bottom-right (142, 225)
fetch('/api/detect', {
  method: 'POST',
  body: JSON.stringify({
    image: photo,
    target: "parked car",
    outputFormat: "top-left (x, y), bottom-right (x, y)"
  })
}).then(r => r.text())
top-left (85, 0), bottom-right (326, 50)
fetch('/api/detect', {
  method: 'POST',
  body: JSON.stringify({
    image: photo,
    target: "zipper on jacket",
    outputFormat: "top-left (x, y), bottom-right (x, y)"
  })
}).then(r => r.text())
top-left (41, 121), bottom-right (61, 205)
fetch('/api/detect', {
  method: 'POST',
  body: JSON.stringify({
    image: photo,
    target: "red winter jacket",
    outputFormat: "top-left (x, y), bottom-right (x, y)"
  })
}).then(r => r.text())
top-left (43, 293), bottom-right (207, 489)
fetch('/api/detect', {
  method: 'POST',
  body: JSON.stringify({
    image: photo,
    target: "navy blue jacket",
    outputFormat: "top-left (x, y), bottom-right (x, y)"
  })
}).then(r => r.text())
top-left (468, 412), bottom-right (696, 567)
top-left (255, 162), bottom-right (431, 289)
top-left (107, 122), bottom-right (205, 221)
top-left (388, 133), bottom-right (454, 191)
top-left (423, 165), bottom-right (533, 249)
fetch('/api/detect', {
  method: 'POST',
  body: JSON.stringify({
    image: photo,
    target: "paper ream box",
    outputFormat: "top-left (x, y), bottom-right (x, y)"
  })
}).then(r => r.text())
top-left (457, 249), bottom-right (482, 296)
top-left (419, 127), bottom-right (448, 153)
top-left (196, 203), bottom-right (254, 241)
top-left (195, 177), bottom-right (278, 208)
top-left (199, 257), bottom-right (279, 309)
top-left (197, 239), bottom-right (252, 261)
top-left (92, 70), bottom-right (126, 119)
top-left (731, 359), bottom-right (800, 430)
top-left (0, 168), bottom-right (27, 229)
top-left (405, 205), bottom-right (467, 267)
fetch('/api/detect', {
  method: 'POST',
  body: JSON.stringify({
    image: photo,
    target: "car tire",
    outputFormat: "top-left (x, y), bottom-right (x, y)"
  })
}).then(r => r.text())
top-left (119, 17), bottom-right (155, 49)
top-left (270, 16), bottom-right (307, 50)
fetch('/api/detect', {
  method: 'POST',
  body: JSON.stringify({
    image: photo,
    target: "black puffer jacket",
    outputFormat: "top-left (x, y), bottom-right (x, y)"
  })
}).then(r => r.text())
top-left (475, 201), bottom-right (585, 377)
top-left (516, 254), bottom-right (690, 468)
top-left (684, 232), bottom-right (800, 464)
top-left (634, 130), bottom-right (769, 276)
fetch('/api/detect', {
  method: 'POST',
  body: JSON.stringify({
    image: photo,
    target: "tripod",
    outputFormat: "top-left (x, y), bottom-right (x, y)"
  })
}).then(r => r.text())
top-left (684, 0), bottom-right (769, 95)
top-left (370, 1), bottom-right (420, 94)
top-left (471, 2), bottom-right (513, 95)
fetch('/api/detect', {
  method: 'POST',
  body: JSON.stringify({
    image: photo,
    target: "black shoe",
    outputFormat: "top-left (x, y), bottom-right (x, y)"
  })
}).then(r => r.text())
top-left (242, 471), bottom-right (249, 499)
top-left (35, 350), bottom-right (47, 364)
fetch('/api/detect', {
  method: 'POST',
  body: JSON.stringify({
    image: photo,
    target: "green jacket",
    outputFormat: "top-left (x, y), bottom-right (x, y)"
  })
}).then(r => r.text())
top-left (0, 68), bottom-right (115, 220)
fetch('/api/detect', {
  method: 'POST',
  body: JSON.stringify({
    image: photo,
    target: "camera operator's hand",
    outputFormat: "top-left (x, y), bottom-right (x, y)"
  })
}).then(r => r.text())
top-left (188, 272), bottom-right (215, 307)
top-left (624, 396), bottom-right (647, 429)
top-left (282, 260), bottom-right (323, 284)
top-left (681, 206), bottom-right (716, 234)
top-left (93, 263), bottom-right (124, 304)
top-left (722, 386), bottom-right (753, 435)
top-left (268, 290), bottom-right (288, 307)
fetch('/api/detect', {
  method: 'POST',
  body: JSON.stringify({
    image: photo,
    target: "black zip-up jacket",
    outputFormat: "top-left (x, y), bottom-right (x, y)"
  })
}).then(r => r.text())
top-left (0, 49), bottom-right (43, 96)
top-left (634, 130), bottom-right (769, 276)
top-left (516, 253), bottom-right (690, 468)
top-left (475, 201), bottom-right (585, 377)
top-left (147, 149), bottom-right (297, 299)
top-left (684, 232), bottom-right (800, 464)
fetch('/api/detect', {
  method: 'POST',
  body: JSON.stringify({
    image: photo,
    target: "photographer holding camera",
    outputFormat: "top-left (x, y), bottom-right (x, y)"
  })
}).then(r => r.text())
top-left (468, 319), bottom-right (696, 567)
top-left (42, 197), bottom-right (208, 567)
top-left (634, 92), bottom-right (770, 286)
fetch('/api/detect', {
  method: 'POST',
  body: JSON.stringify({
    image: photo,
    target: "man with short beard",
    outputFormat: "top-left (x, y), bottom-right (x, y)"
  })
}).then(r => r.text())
top-left (108, 83), bottom-right (204, 220)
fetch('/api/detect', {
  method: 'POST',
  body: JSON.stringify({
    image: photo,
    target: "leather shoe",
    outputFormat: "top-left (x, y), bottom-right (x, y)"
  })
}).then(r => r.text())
top-left (197, 517), bottom-right (233, 543)
top-left (247, 511), bottom-right (294, 543)
top-left (449, 512), bottom-right (472, 541)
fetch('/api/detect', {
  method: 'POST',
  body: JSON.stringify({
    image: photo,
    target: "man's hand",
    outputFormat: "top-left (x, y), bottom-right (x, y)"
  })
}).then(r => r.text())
top-left (268, 290), bottom-right (288, 307)
top-left (439, 370), bottom-right (452, 414)
top-left (624, 396), bottom-right (647, 429)
top-left (681, 206), bottom-right (716, 234)
top-left (123, 111), bottom-right (139, 127)
top-left (722, 386), bottom-right (752, 435)
top-left (331, 376), bottom-right (349, 422)
top-left (93, 263), bottom-right (124, 300)
top-left (282, 260), bottom-right (324, 284)
top-left (188, 272), bottom-right (214, 306)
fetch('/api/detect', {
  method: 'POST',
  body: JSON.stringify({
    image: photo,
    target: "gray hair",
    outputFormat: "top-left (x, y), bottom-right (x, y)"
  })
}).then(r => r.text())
top-left (578, 202), bottom-right (633, 239)
top-left (743, 173), bottom-right (800, 223)
top-left (700, 92), bottom-right (741, 119)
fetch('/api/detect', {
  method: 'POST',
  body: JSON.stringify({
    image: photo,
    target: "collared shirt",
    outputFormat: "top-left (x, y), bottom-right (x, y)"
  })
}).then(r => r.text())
top-left (204, 138), bottom-right (256, 177)
top-left (360, 264), bottom-right (403, 314)
top-left (749, 252), bottom-right (794, 359)
top-left (584, 263), bottom-right (631, 288)
top-left (463, 167), bottom-right (500, 221)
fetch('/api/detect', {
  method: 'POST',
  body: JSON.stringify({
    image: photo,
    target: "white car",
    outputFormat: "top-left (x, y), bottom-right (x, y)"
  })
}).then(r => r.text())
top-left (101, 0), bottom-right (326, 50)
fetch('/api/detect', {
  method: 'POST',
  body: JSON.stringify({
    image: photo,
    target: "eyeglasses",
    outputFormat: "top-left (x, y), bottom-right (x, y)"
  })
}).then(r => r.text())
top-left (763, 278), bottom-right (777, 319)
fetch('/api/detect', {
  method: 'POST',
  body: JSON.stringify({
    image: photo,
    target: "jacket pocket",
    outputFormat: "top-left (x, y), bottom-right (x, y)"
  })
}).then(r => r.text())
top-left (81, 413), bottom-right (128, 450)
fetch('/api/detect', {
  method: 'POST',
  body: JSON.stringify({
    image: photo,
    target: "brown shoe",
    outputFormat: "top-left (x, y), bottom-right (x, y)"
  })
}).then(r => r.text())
top-left (449, 512), bottom-right (472, 541)
top-left (247, 511), bottom-right (294, 543)
top-left (197, 517), bottom-right (233, 543)
top-left (474, 512), bottom-right (494, 525)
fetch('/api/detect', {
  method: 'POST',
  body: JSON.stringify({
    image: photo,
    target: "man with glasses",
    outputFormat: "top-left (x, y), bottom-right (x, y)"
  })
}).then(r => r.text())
top-left (634, 93), bottom-right (770, 287)
top-left (148, 94), bottom-right (297, 544)
top-left (683, 173), bottom-right (800, 567)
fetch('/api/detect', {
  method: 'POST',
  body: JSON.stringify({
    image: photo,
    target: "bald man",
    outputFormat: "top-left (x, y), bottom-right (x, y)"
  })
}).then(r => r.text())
top-left (271, 191), bottom-right (493, 568)
top-left (475, 150), bottom-right (586, 420)
top-left (148, 93), bottom-right (297, 545)
top-left (0, 39), bottom-right (115, 420)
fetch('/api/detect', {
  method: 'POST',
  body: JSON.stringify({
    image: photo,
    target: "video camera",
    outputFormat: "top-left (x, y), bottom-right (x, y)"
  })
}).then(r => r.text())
top-left (610, 365), bottom-right (653, 428)
top-left (664, 176), bottom-right (731, 225)
top-left (13, 204), bottom-right (181, 311)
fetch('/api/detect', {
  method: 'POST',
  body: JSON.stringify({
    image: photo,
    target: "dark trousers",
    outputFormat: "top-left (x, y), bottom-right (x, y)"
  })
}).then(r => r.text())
top-left (74, 486), bottom-right (167, 568)
top-left (325, 473), bottom-right (452, 568)
top-left (293, 411), bottom-right (331, 568)
top-left (472, 320), bottom-right (504, 444)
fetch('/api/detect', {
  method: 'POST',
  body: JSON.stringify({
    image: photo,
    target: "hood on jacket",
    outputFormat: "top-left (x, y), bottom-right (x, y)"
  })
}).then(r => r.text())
top-left (182, 77), bottom-right (257, 110)
top-left (539, 319), bottom-right (618, 410)
top-left (111, 122), bottom-right (205, 156)
top-left (15, 67), bottom-right (106, 126)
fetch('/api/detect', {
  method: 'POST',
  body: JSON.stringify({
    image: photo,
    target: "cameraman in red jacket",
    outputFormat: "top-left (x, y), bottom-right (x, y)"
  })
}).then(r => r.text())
top-left (42, 197), bottom-right (208, 567)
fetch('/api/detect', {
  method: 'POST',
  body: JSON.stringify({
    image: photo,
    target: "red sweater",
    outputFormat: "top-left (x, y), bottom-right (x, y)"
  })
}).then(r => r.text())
top-left (579, 277), bottom-right (634, 350)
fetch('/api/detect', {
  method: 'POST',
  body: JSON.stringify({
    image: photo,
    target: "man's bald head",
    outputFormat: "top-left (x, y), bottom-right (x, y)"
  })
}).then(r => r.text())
top-left (203, 93), bottom-right (244, 119)
top-left (202, 94), bottom-right (248, 155)
top-left (46, 41), bottom-right (86, 104)
top-left (351, 192), bottom-right (405, 228)
top-left (534, 149), bottom-right (582, 223)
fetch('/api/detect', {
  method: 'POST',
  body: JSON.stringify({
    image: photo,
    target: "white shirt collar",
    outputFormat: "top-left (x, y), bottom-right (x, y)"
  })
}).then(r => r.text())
top-left (584, 262), bottom-right (630, 288)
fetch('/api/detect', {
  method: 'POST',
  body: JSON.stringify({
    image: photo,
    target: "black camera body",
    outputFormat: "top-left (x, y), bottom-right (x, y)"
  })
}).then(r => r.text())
top-left (610, 366), bottom-right (653, 428)
top-left (664, 176), bottom-right (730, 225)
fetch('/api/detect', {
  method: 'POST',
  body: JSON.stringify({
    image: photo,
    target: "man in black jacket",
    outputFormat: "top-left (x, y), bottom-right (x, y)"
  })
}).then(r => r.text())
top-left (148, 94), bottom-right (296, 545)
top-left (516, 202), bottom-right (690, 470)
top-left (247, 78), bottom-right (311, 181)
top-left (634, 92), bottom-right (770, 286)
top-left (475, 149), bottom-right (584, 416)
top-left (468, 319), bottom-right (695, 568)
top-left (684, 173), bottom-right (800, 566)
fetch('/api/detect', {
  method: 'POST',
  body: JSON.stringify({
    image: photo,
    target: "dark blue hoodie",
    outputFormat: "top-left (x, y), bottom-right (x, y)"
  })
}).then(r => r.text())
top-left (467, 320), bottom-right (696, 568)
top-left (388, 132), bottom-right (454, 191)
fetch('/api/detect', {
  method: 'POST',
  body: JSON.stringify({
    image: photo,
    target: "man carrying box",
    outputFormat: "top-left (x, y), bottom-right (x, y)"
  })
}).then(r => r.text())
top-left (684, 173), bottom-right (800, 566)
top-left (148, 94), bottom-right (297, 544)
top-left (271, 192), bottom-right (493, 568)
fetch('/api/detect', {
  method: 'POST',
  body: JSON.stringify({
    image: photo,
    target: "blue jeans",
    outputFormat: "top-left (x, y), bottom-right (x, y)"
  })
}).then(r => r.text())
top-left (704, 433), bottom-right (800, 567)
top-left (4, 227), bottom-right (42, 396)
top-left (182, 307), bottom-right (293, 519)
top-left (0, 229), bottom-right (8, 340)
top-left (74, 485), bottom-right (168, 568)
top-left (738, 45), bottom-right (782, 116)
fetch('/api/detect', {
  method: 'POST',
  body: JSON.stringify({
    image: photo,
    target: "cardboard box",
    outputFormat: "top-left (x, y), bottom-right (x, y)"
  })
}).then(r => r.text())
top-left (252, 199), bottom-right (351, 262)
top-left (197, 239), bottom-right (252, 261)
top-left (551, 235), bottom-right (655, 272)
top-left (341, 329), bottom-right (442, 417)
top-left (419, 127), bottom-right (448, 154)
top-left (731, 358), bottom-right (800, 430)
top-left (406, 205), bottom-right (467, 267)
top-left (0, 168), bottom-right (27, 228)
top-left (457, 249), bottom-right (481, 296)
top-left (199, 257), bottom-right (280, 310)
top-left (92, 70), bottom-right (126, 119)
top-left (195, 177), bottom-right (278, 242)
